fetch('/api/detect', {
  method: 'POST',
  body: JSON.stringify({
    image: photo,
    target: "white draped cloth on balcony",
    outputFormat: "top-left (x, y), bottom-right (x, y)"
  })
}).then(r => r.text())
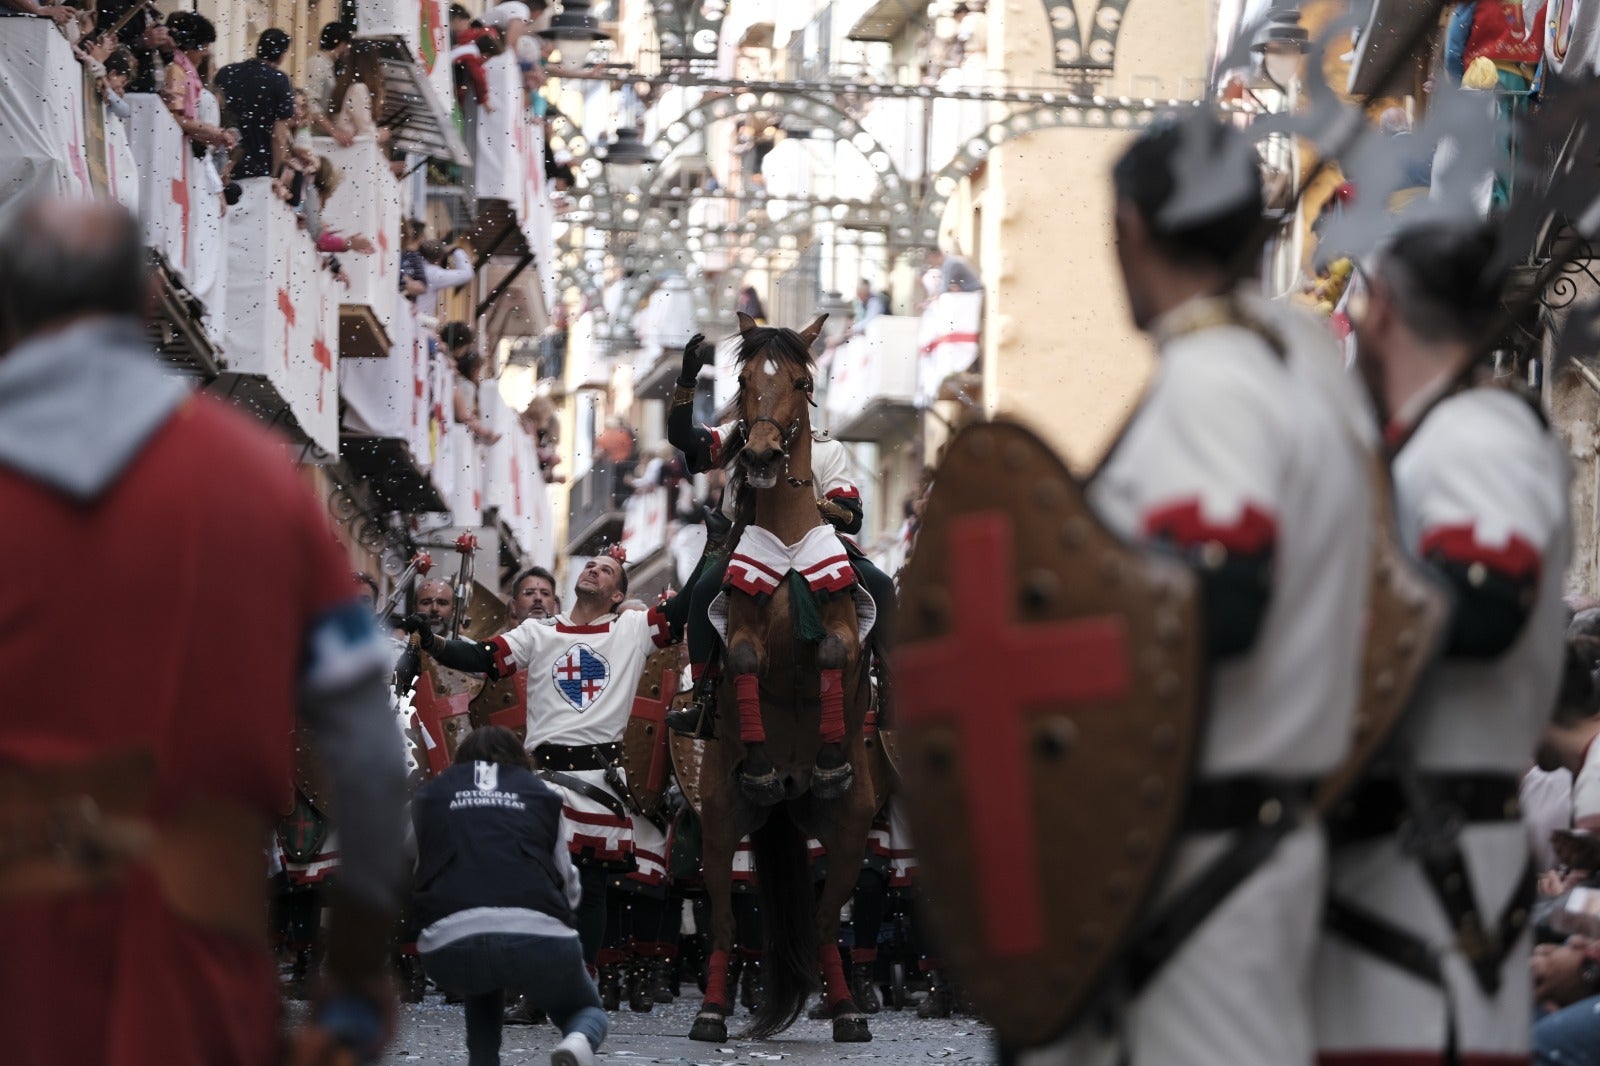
top-left (0, 20), bottom-right (94, 224)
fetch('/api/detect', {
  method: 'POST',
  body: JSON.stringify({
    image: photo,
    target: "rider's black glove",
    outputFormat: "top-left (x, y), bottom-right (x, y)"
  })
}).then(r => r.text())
top-left (679, 333), bottom-right (712, 386)
top-left (398, 614), bottom-right (436, 651)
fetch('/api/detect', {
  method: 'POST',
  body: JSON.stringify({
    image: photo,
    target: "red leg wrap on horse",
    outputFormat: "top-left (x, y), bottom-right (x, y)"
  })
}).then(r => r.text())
top-left (820, 668), bottom-right (845, 744)
top-left (736, 674), bottom-right (765, 744)
top-left (850, 946), bottom-right (878, 965)
top-left (704, 948), bottom-right (733, 1010)
top-left (821, 943), bottom-right (852, 1006)
top-left (597, 948), bottom-right (627, 967)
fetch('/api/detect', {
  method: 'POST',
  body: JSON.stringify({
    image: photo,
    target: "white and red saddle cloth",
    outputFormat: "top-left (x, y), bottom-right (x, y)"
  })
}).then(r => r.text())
top-left (711, 524), bottom-right (877, 647)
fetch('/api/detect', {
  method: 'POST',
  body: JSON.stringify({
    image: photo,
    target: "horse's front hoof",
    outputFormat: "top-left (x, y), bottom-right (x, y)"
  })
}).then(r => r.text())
top-left (739, 768), bottom-right (785, 806)
top-left (832, 1010), bottom-right (872, 1042)
top-left (810, 761), bottom-right (854, 800)
top-left (689, 1011), bottom-right (728, 1043)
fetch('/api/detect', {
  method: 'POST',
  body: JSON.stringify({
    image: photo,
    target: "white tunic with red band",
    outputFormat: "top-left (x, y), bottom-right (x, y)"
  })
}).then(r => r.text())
top-left (491, 608), bottom-right (673, 864)
top-left (1069, 295), bottom-right (1372, 1066)
top-left (1314, 386), bottom-right (1572, 1065)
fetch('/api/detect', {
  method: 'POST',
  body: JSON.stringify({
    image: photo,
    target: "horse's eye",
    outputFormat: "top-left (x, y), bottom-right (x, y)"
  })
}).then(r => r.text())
top-left (796, 379), bottom-right (812, 392)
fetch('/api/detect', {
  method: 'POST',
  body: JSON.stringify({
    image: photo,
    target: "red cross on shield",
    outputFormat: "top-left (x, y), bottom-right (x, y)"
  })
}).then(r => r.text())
top-left (893, 419), bottom-right (1204, 1049)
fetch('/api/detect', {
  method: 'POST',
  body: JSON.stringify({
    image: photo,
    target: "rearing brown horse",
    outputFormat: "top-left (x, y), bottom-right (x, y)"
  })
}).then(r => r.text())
top-left (688, 314), bottom-right (880, 1044)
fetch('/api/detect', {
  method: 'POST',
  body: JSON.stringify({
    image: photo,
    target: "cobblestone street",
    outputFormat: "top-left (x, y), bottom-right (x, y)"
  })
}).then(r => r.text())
top-left (380, 995), bottom-right (995, 1065)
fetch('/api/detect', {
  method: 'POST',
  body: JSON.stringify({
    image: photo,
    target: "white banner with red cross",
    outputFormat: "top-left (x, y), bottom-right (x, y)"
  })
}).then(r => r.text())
top-left (126, 95), bottom-right (192, 283)
top-left (482, 384), bottom-right (553, 566)
top-left (223, 178), bottom-right (339, 453)
top-left (0, 19), bottom-right (93, 223)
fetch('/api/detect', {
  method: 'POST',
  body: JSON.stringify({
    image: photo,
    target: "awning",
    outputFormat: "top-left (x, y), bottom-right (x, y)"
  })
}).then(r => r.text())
top-left (633, 349), bottom-right (678, 403)
top-left (342, 435), bottom-right (449, 513)
top-left (847, 0), bottom-right (921, 42)
top-left (370, 40), bottom-right (471, 165)
top-left (1347, 0), bottom-right (1438, 98)
top-left (829, 396), bottom-right (918, 443)
top-left (148, 257), bottom-right (219, 378)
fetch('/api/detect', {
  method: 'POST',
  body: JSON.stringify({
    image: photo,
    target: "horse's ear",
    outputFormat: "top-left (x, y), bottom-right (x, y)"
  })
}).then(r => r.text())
top-left (798, 313), bottom-right (828, 345)
top-left (736, 312), bottom-right (758, 334)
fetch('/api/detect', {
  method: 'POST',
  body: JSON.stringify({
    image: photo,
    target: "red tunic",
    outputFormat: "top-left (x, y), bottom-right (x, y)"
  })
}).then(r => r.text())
top-left (0, 396), bottom-right (357, 1066)
top-left (1465, 1), bottom-right (1547, 67)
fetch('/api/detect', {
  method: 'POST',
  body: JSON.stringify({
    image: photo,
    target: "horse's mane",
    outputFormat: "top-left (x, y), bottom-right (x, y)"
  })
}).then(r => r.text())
top-left (732, 326), bottom-right (816, 374)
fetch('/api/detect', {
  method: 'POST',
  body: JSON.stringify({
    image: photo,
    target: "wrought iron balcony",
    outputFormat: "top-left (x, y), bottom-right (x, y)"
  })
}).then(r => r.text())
top-left (565, 458), bottom-right (631, 555)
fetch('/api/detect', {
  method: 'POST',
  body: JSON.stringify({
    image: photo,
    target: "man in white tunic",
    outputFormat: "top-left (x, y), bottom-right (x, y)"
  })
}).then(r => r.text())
top-left (1314, 218), bottom-right (1572, 1065)
top-left (403, 549), bottom-right (675, 965)
top-left (1034, 114), bottom-right (1372, 1066)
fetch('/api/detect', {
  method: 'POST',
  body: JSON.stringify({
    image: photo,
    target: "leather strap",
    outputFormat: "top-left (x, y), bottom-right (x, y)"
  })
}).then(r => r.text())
top-left (533, 742), bottom-right (623, 772)
top-left (538, 769), bottom-right (630, 821)
top-left (1121, 778), bottom-right (1315, 996)
top-left (1327, 773), bottom-right (1522, 847)
top-left (1183, 777), bottom-right (1317, 834)
top-left (1325, 859), bottom-right (1536, 1000)
top-left (0, 750), bottom-right (269, 947)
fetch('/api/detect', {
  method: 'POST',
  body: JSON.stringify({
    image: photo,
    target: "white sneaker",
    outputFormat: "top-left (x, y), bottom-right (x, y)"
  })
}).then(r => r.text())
top-left (550, 1031), bottom-right (596, 1066)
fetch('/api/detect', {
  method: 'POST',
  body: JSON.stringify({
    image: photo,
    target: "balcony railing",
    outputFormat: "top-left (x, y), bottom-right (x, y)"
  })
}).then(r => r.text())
top-left (917, 290), bottom-right (983, 405)
top-left (823, 314), bottom-right (922, 440)
top-left (220, 178), bottom-right (341, 453)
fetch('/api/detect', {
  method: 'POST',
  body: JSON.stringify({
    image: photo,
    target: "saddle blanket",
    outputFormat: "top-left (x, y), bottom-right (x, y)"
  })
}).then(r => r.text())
top-left (725, 524), bottom-right (856, 596)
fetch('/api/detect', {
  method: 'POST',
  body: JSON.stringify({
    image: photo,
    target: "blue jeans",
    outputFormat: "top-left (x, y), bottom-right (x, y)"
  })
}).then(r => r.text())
top-left (422, 932), bottom-right (608, 1066)
top-left (1535, 995), bottom-right (1600, 1065)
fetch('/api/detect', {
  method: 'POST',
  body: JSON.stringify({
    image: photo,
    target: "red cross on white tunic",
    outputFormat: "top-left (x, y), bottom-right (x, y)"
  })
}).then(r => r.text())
top-left (896, 512), bottom-right (1133, 959)
top-left (556, 657), bottom-right (583, 682)
top-left (581, 676), bottom-right (604, 703)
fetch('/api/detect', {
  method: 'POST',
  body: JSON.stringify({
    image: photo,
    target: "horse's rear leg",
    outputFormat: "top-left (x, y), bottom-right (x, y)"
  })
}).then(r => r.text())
top-left (690, 831), bottom-right (740, 1042)
top-left (727, 635), bottom-right (783, 806)
top-left (814, 806), bottom-right (874, 1042)
top-left (811, 630), bottom-right (856, 799)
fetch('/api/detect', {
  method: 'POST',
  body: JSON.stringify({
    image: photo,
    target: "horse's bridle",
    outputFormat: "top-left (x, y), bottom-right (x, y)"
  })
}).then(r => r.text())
top-left (734, 415), bottom-right (813, 489)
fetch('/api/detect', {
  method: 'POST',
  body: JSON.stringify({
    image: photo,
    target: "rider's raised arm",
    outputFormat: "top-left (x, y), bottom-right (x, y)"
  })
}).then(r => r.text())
top-left (398, 615), bottom-right (549, 677)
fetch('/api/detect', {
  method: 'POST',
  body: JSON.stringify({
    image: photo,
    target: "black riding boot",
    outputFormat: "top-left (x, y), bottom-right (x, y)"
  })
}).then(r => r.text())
top-left (649, 957), bottom-right (677, 1003)
top-left (627, 957), bottom-right (655, 1013)
top-left (850, 961), bottom-right (881, 1014)
top-left (599, 962), bottom-right (623, 1012)
top-left (917, 970), bottom-right (954, 1018)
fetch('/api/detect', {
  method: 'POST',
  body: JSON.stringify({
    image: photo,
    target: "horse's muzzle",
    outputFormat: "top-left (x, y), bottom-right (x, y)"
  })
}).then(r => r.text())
top-left (739, 446), bottom-right (781, 489)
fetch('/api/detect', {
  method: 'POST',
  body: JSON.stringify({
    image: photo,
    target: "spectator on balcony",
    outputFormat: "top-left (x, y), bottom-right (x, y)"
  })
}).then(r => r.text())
top-left (400, 220), bottom-right (430, 301)
top-left (215, 28), bottom-right (295, 180)
top-left (93, 0), bottom-right (168, 93)
top-left (160, 13), bottom-right (236, 157)
top-left (957, 0), bottom-right (987, 64)
top-left (521, 396), bottom-right (564, 483)
top-left (851, 278), bottom-right (888, 332)
top-left (445, 324), bottom-right (502, 446)
top-left (100, 46), bottom-right (136, 123)
top-left (919, 247), bottom-right (982, 311)
top-left (305, 22), bottom-right (355, 146)
top-left (329, 39), bottom-right (389, 145)
top-left (479, 1), bottom-right (532, 59)
top-left (418, 239), bottom-right (474, 317)
top-left (736, 285), bottom-right (766, 324)
top-left (297, 157), bottom-right (377, 258)
top-left (451, 29), bottom-right (502, 110)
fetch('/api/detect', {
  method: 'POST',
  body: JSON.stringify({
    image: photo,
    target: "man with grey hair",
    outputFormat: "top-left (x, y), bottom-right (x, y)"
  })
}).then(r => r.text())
top-left (0, 199), bottom-right (406, 1066)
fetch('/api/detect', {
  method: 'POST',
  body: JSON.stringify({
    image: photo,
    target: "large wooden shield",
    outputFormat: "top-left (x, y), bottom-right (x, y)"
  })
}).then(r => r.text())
top-left (411, 660), bottom-right (483, 776)
top-left (895, 419), bottom-right (1205, 1049)
top-left (624, 646), bottom-right (683, 815)
top-left (1317, 456), bottom-right (1451, 811)
top-left (669, 730), bottom-right (707, 815)
top-left (468, 670), bottom-right (529, 740)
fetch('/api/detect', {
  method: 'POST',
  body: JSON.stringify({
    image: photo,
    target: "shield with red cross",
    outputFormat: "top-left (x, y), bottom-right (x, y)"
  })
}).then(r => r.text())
top-left (623, 645), bottom-right (684, 816)
top-left (894, 419), bottom-right (1205, 1049)
top-left (411, 659), bottom-right (483, 776)
top-left (552, 643), bottom-right (610, 711)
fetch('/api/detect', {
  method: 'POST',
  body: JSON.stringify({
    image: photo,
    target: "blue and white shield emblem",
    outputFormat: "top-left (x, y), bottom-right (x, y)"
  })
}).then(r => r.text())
top-left (474, 761), bottom-right (499, 791)
top-left (552, 643), bottom-right (610, 711)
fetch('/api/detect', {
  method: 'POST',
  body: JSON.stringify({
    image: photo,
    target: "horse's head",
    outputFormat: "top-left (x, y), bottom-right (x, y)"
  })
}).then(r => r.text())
top-left (733, 311), bottom-right (826, 489)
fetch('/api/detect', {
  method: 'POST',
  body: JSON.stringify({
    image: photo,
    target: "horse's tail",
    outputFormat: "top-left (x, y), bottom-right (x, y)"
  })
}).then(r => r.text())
top-left (741, 804), bottom-right (818, 1039)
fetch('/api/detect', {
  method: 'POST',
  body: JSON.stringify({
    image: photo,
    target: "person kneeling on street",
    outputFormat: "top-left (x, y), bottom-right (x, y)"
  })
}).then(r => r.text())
top-left (413, 726), bottom-right (608, 1066)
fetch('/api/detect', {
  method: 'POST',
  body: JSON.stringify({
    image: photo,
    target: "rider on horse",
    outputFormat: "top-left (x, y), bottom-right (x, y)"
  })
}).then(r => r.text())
top-left (662, 319), bottom-right (897, 740)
